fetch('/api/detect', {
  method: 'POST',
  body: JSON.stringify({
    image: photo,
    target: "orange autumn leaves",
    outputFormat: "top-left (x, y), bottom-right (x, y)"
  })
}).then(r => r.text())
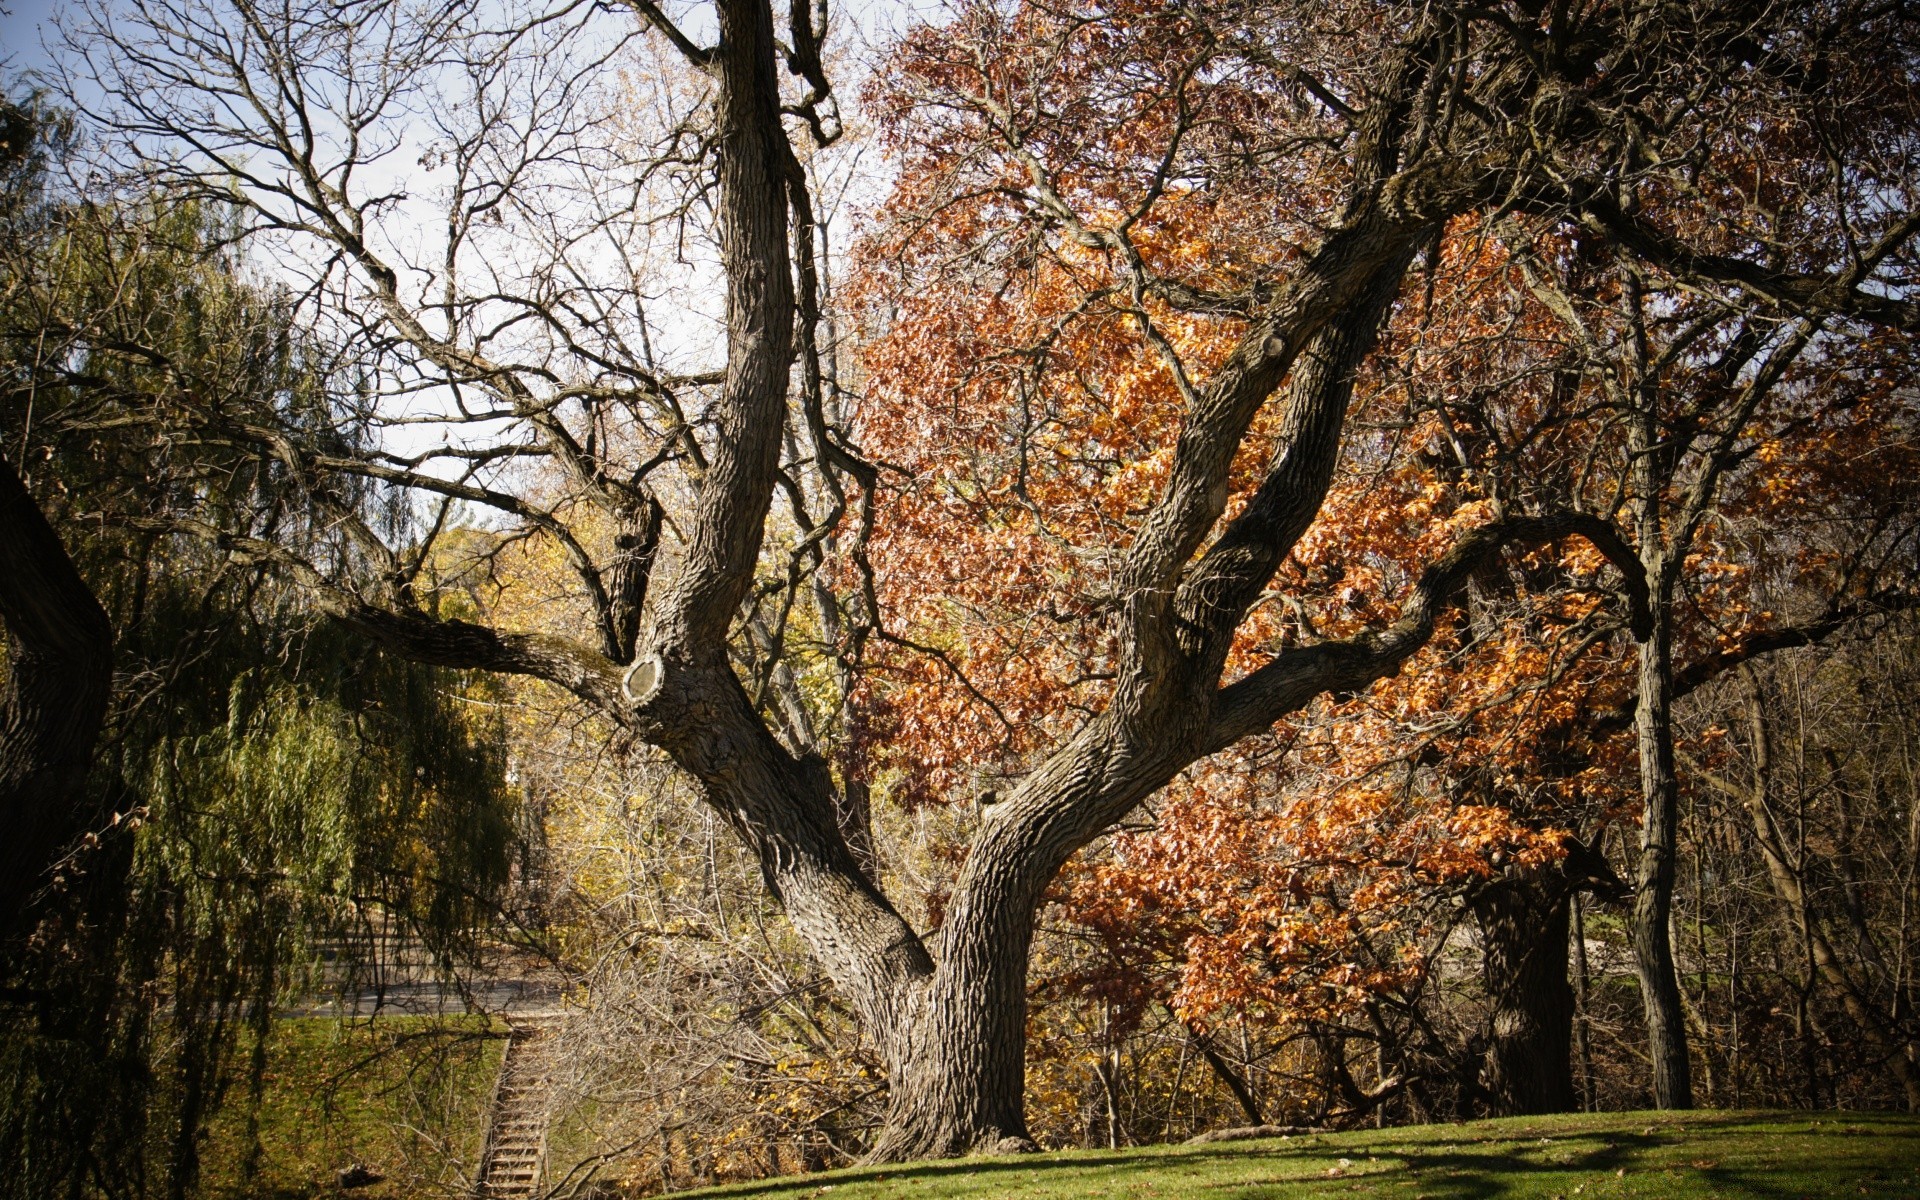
top-left (855, 247), bottom-right (1611, 1029)
top-left (847, 1), bottom-right (1348, 807)
top-left (842, 0), bottom-right (1920, 1037)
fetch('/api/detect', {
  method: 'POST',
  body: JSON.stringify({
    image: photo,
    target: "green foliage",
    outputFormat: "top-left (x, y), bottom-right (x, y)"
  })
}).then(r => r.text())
top-left (0, 614), bottom-right (519, 1200)
top-left (193, 1017), bottom-right (504, 1200)
top-left (0, 87), bottom-right (520, 1200)
top-left (129, 620), bottom-right (517, 984)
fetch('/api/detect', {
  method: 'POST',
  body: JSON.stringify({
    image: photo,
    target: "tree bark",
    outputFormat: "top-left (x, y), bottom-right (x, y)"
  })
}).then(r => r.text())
top-left (0, 454), bottom-right (115, 955)
top-left (1631, 587), bottom-right (1694, 1108)
top-left (1472, 870), bottom-right (1577, 1114)
top-left (1571, 890), bottom-right (1596, 1111)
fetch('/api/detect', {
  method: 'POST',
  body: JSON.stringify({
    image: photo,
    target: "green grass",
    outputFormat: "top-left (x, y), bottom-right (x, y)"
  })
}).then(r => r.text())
top-left (685, 1112), bottom-right (1920, 1200)
top-left (197, 1016), bottom-right (504, 1199)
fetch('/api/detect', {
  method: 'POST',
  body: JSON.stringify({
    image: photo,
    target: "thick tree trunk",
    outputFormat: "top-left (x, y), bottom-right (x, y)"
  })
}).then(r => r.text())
top-left (864, 743), bottom-right (1107, 1161)
top-left (1472, 871), bottom-right (1577, 1114)
top-left (868, 971), bottom-right (1034, 1161)
top-left (0, 454), bottom-right (115, 953)
top-left (1630, 599), bottom-right (1694, 1108)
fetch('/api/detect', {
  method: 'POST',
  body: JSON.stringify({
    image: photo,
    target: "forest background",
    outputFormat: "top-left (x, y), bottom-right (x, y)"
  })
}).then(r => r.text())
top-left (3, 0), bottom-right (1920, 1196)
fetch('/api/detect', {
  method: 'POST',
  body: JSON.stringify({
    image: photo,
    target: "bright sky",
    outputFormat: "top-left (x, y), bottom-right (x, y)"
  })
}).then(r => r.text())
top-left (1, 0), bottom-right (64, 78)
top-left (4, 0), bottom-right (930, 474)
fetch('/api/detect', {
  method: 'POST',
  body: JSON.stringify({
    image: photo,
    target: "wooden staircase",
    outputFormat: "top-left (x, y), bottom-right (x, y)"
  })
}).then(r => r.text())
top-left (474, 1016), bottom-right (562, 1198)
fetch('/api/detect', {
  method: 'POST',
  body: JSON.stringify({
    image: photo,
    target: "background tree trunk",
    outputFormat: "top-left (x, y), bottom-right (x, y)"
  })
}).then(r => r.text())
top-left (1473, 871), bottom-right (1577, 1114)
top-left (0, 454), bottom-right (114, 956)
top-left (1632, 595), bottom-right (1694, 1108)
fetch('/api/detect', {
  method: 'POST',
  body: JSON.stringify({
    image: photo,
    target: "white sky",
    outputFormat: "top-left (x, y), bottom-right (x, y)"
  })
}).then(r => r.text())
top-left (5, 0), bottom-right (944, 486)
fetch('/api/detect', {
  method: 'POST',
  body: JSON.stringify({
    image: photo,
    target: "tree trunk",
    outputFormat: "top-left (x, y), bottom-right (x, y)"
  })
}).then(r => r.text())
top-left (866, 960), bottom-right (1033, 1161)
top-left (866, 711), bottom-right (1207, 1159)
top-left (864, 807), bottom-right (1051, 1160)
top-left (0, 454), bottom-right (115, 957)
top-left (1473, 870), bottom-right (1578, 1114)
top-left (1571, 890), bottom-right (1596, 1111)
top-left (1183, 1018), bottom-right (1265, 1126)
top-left (1631, 597), bottom-right (1694, 1108)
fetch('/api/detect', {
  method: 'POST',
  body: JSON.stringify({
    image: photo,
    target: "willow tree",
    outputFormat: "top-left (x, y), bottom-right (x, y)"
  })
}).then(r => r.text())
top-left (64, 0), bottom-right (1920, 1157)
top-left (1, 93), bottom-right (520, 1197)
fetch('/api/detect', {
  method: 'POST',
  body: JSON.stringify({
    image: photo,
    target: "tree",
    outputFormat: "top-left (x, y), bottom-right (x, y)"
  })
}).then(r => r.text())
top-left (60, 0), bottom-right (1920, 1157)
top-left (1052, 216), bottom-right (1920, 1120)
top-left (0, 454), bottom-right (115, 955)
top-left (0, 96), bottom-right (116, 961)
top-left (856, 0), bottom-right (1920, 1127)
top-left (0, 90), bottom-right (521, 1197)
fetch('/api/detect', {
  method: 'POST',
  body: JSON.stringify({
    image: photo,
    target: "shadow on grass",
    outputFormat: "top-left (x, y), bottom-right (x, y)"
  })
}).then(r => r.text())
top-left (694, 1129), bottom-right (1657, 1199)
top-left (692, 1112), bottom-right (1920, 1200)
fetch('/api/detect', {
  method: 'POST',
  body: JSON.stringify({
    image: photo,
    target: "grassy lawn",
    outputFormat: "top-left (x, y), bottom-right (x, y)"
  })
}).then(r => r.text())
top-left (685, 1111), bottom-right (1920, 1200)
top-left (197, 1016), bottom-right (504, 1200)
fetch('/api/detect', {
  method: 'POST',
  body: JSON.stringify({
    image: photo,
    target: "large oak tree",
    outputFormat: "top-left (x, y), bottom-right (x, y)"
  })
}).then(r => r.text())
top-left (60, 0), bottom-right (1920, 1157)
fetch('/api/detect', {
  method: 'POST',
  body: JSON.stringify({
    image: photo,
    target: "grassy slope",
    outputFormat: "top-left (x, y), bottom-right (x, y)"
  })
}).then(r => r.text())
top-left (197, 1016), bottom-right (503, 1200)
top-left (688, 1112), bottom-right (1920, 1200)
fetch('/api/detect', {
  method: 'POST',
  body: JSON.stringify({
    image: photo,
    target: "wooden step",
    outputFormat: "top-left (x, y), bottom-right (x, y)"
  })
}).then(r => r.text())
top-left (471, 1019), bottom-right (566, 1199)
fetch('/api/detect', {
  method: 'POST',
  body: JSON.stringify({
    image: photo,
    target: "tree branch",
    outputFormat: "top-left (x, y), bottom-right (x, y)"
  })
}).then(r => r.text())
top-left (1207, 511), bottom-right (1649, 751)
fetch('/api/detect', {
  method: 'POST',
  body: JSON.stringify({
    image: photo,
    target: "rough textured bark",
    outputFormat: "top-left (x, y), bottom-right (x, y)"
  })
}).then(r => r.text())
top-left (604, 493), bottom-right (663, 664)
top-left (0, 454), bottom-right (115, 954)
top-left (1631, 586), bottom-right (1694, 1108)
top-left (1473, 872), bottom-right (1577, 1115)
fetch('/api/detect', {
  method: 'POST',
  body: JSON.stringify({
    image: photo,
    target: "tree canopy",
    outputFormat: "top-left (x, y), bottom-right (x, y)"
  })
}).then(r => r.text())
top-left (2, 0), bottom-right (1919, 1191)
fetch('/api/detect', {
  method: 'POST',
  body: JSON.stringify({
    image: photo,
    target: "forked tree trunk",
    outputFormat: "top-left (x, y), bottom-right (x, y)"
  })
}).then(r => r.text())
top-left (1473, 872), bottom-right (1577, 1114)
top-left (865, 804), bottom-right (1060, 1159)
top-left (869, 967), bottom-right (1034, 1160)
top-left (781, 201), bottom-right (1431, 1159)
